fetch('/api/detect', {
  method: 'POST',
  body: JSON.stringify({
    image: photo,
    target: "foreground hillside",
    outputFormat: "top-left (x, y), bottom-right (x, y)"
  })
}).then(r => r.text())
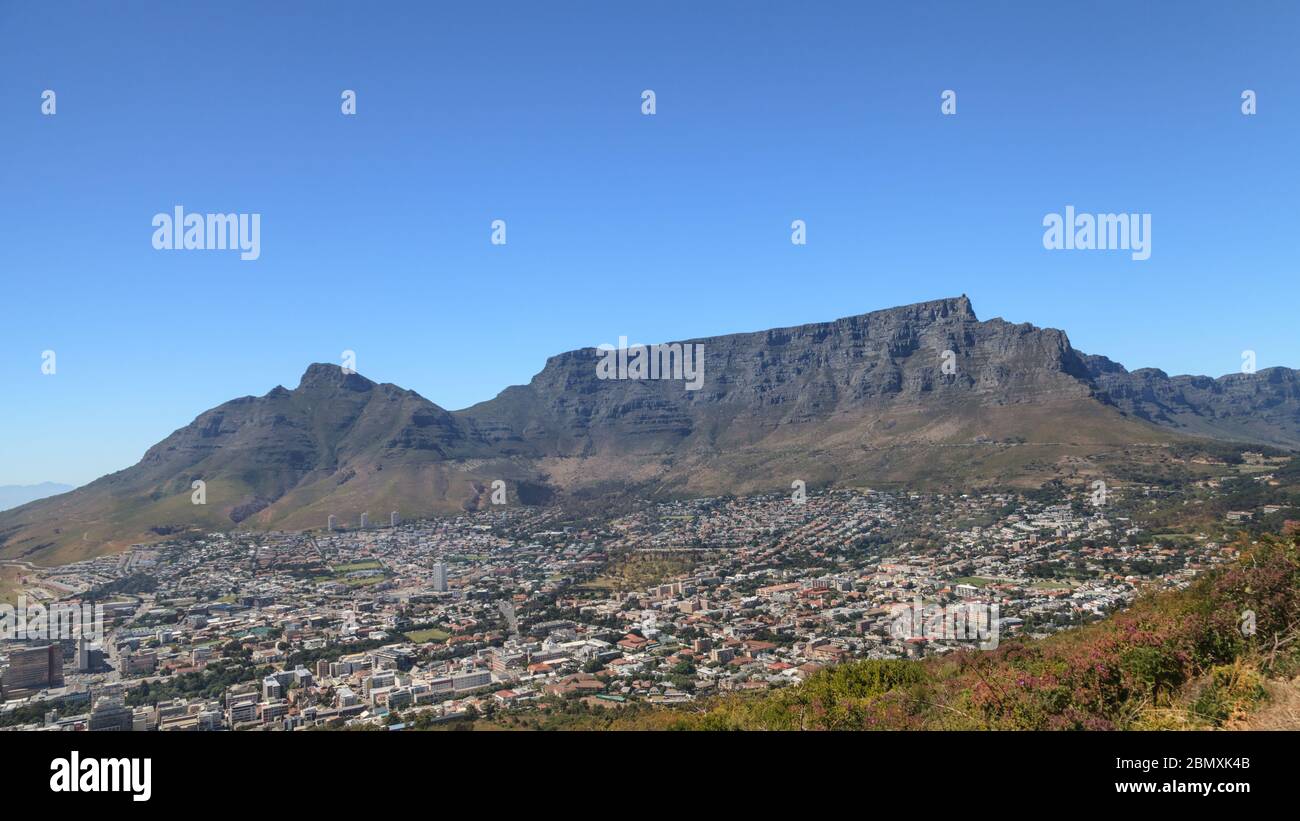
top-left (493, 531), bottom-right (1300, 731)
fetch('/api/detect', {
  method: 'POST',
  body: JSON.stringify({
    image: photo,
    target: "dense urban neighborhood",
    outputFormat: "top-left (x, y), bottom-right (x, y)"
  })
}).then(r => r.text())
top-left (4, 453), bottom-right (1293, 732)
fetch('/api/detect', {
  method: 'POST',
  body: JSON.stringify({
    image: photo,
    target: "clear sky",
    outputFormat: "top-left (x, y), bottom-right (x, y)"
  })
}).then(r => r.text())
top-left (1, 1), bottom-right (1297, 486)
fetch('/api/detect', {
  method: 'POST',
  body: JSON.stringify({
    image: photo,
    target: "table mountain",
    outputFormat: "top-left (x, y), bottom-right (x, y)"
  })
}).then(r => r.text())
top-left (2, 296), bottom-right (1294, 564)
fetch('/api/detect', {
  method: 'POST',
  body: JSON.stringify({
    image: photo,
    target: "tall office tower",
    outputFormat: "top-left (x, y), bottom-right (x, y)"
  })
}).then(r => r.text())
top-left (328, 514), bottom-right (338, 531)
top-left (390, 511), bottom-right (400, 527)
top-left (432, 562), bottom-right (448, 593)
top-left (3, 644), bottom-right (64, 692)
top-left (359, 512), bottom-right (370, 529)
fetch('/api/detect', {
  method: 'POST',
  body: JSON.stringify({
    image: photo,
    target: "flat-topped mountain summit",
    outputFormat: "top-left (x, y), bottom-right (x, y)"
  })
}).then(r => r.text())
top-left (4, 296), bottom-right (1297, 564)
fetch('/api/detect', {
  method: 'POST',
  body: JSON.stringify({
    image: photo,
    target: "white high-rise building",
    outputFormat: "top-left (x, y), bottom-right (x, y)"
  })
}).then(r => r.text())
top-left (328, 515), bottom-right (338, 531)
top-left (432, 562), bottom-right (448, 593)
top-left (359, 512), bottom-right (370, 529)
top-left (76, 638), bottom-right (92, 673)
top-left (390, 511), bottom-right (400, 527)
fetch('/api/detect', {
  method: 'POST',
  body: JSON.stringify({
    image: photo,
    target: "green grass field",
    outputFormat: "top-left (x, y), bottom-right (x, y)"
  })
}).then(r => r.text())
top-left (404, 628), bottom-right (451, 643)
top-left (332, 560), bottom-right (382, 573)
top-left (951, 576), bottom-right (998, 588)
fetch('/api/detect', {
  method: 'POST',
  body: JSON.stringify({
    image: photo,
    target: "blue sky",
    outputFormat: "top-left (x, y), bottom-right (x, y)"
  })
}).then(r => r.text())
top-left (1, 1), bottom-right (1297, 486)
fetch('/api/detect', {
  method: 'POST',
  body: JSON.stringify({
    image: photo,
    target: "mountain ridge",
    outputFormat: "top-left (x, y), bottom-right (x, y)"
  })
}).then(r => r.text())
top-left (3, 296), bottom-right (1296, 565)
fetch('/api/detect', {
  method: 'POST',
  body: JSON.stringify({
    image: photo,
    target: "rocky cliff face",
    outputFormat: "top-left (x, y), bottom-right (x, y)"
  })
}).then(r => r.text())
top-left (1082, 355), bottom-right (1300, 448)
top-left (457, 295), bottom-right (1100, 454)
top-left (2, 296), bottom-right (1295, 564)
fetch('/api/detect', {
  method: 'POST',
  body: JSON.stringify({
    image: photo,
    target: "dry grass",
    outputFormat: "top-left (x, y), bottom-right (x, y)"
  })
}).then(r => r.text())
top-left (1229, 676), bottom-right (1300, 730)
top-left (0, 565), bottom-right (28, 605)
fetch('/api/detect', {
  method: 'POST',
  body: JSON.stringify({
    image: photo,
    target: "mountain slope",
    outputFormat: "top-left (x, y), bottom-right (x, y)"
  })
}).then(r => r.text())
top-left (1, 296), bottom-right (1294, 565)
top-left (0, 367), bottom-right (550, 564)
top-left (1082, 354), bottom-right (1300, 448)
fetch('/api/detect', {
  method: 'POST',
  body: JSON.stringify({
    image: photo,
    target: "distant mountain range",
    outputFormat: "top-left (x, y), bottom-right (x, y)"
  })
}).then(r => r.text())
top-left (3, 296), bottom-right (1297, 565)
top-left (0, 483), bottom-right (75, 513)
